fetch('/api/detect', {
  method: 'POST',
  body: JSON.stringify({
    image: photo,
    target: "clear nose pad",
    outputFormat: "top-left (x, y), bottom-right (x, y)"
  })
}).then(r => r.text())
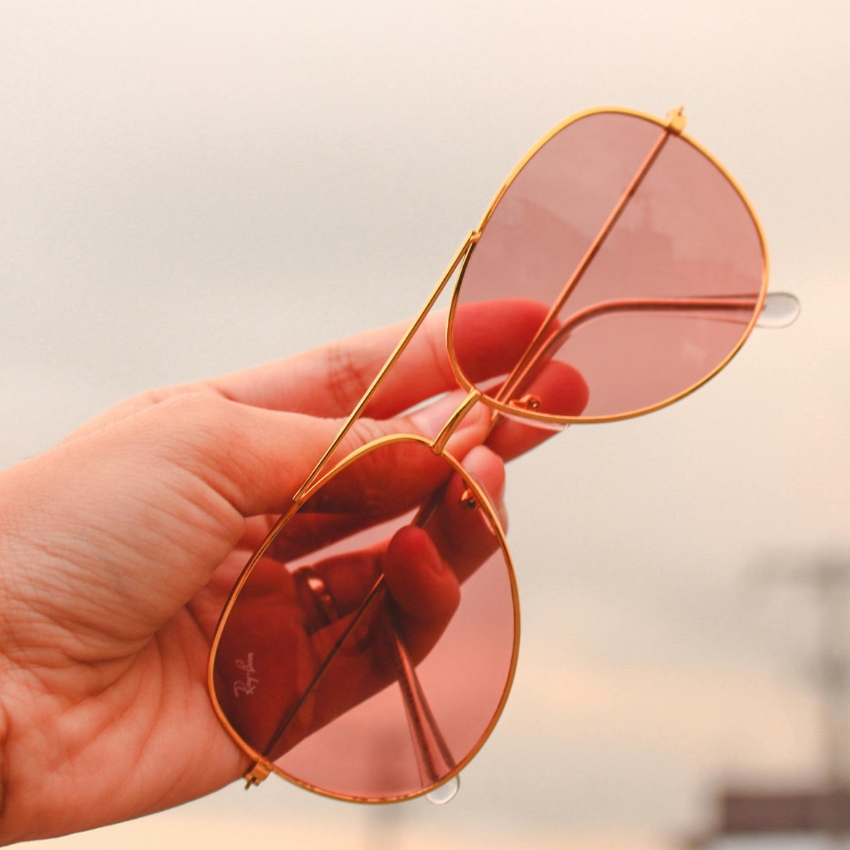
top-left (426, 774), bottom-right (460, 804)
top-left (512, 393), bottom-right (567, 432)
top-left (492, 393), bottom-right (568, 433)
top-left (757, 292), bottom-right (801, 328)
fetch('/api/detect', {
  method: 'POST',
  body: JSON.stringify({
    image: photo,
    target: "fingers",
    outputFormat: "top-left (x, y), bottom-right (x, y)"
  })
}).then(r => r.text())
top-left (205, 299), bottom-right (551, 418)
top-left (420, 446), bottom-right (506, 584)
top-left (264, 417), bottom-right (509, 566)
top-left (113, 389), bottom-right (490, 522)
top-left (282, 446), bottom-right (505, 638)
top-left (66, 297), bottom-right (579, 481)
top-left (215, 445), bottom-right (510, 757)
top-left (284, 533), bottom-right (464, 749)
top-left (237, 358), bottom-right (572, 551)
top-left (294, 523), bottom-right (464, 634)
top-left (216, 524), bottom-right (466, 757)
top-left (64, 298), bottom-right (584, 538)
top-left (382, 526), bottom-right (461, 626)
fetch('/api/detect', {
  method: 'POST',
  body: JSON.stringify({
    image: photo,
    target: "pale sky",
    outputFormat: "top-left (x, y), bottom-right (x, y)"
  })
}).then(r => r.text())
top-left (2, 1), bottom-right (848, 848)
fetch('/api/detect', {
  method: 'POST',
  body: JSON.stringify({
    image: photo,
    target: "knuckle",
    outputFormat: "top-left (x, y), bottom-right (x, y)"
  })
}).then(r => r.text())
top-left (423, 315), bottom-right (455, 386)
top-left (144, 392), bottom-right (237, 454)
top-left (346, 417), bottom-right (389, 453)
top-left (323, 341), bottom-right (376, 415)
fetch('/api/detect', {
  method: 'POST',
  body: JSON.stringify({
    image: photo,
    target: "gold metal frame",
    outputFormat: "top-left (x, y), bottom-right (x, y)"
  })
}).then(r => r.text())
top-left (209, 433), bottom-right (519, 803)
top-left (207, 104), bottom-right (778, 805)
top-left (446, 105), bottom-right (770, 425)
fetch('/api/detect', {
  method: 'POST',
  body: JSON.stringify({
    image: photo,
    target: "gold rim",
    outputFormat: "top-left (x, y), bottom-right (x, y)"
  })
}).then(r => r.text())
top-left (445, 105), bottom-right (770, 426)
top-left (207, 432), bottom-right (521, 804)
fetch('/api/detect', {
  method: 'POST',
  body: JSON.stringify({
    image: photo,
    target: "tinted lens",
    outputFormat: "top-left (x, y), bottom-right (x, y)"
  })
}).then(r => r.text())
top-left (212, 438), bottom-right (517, 801)
top-left (452, 111), bottom-right (765, 419)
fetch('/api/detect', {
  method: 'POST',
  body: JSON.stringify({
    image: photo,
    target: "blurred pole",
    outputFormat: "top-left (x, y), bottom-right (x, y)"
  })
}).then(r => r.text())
top-left (813, 561), bottom-right (850, 793)
top-left (761, 554), bottom-right (850, 846)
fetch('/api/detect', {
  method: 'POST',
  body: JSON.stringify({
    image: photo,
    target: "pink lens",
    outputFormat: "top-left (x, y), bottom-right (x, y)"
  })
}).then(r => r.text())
top-left (212, 439), bottom-right (517, 801)
top-left (452, 111), bottom-right (765, 419)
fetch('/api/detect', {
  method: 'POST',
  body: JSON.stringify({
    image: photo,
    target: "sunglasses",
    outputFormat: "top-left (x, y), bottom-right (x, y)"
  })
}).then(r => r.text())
top-left (207, 105), bottom-right (799, 805)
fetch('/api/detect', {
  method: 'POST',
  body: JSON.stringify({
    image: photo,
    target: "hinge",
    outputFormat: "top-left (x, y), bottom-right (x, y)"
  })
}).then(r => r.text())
top-left (244, 758), bottom-right (273, 789)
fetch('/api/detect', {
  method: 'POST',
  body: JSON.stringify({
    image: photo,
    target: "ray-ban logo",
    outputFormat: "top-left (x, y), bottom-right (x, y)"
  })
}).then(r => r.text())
top-left (233, 653), bottom-right (258, 697)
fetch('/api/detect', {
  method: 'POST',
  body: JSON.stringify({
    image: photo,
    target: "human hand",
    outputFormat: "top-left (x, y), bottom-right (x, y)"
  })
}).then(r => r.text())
top-left (0, 300), bottom-right (587, 842)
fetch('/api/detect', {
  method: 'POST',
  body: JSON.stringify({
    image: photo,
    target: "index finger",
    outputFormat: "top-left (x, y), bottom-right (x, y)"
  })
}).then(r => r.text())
top-left (207, 299), bottom-right (550, 419)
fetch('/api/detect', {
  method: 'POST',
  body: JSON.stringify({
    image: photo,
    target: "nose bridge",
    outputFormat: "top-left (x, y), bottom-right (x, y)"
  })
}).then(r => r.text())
top-left (432, 388), bottom-right (483, 455)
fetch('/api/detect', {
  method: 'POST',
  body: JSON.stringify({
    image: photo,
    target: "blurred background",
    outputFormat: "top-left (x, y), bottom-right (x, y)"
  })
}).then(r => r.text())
top-left (1, 1), bottom-right (847, 847)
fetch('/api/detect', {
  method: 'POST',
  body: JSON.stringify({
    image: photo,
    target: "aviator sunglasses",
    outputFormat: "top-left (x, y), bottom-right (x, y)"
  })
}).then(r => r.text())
top-left (207, 105), bottom-right (799, 804)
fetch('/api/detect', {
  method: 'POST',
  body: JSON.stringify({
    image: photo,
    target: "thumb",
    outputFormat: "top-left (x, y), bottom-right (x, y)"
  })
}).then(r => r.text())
top-left (132, 390), bottom-right (490, 520)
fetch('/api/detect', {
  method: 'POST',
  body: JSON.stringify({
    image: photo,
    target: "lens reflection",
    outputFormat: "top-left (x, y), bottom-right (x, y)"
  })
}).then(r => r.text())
top-left (213, 438), bottom-right (517, 801)
top-left (453, 111), bottom-right (764, 419)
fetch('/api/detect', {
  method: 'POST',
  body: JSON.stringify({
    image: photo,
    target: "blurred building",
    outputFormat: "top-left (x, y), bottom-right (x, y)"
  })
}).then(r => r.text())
top-left (688, 557), bottom-right (850, 849)
top-left (687, 788), bottom-right (850, 848)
